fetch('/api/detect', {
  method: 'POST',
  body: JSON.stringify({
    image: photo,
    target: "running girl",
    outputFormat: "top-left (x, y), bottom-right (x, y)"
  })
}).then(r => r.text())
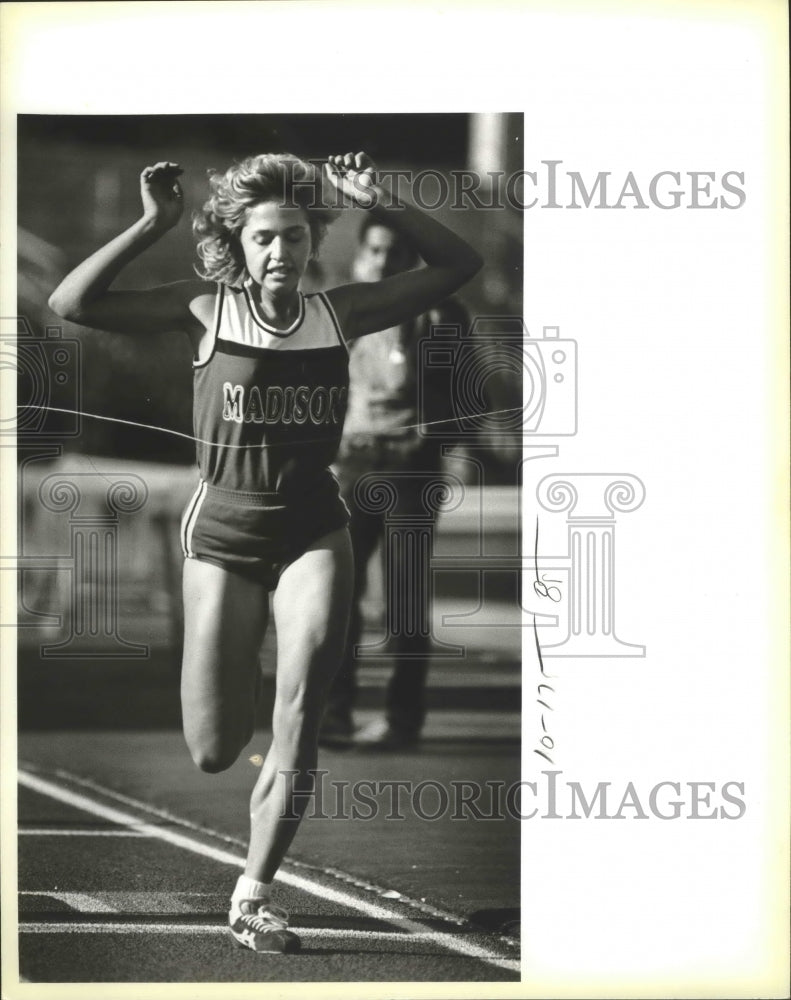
top-left (48, 150), bottom-right (482, 953)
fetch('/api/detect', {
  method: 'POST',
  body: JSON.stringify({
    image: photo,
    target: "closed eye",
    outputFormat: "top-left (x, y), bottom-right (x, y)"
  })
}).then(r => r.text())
top-left (250, 228), bottom-right (307, 246)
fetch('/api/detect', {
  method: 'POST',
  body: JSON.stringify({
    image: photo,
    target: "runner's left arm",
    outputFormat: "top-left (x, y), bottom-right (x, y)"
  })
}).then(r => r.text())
top-left (323, 153), bottom-right (482, 339)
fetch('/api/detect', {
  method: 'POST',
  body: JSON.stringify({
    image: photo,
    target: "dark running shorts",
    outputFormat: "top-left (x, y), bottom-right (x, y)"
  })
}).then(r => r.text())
top-left (180, 478), bottom-right (350, 590)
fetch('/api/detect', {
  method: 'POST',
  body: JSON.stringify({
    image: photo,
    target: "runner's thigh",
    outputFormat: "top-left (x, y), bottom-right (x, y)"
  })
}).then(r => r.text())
top-left (181, 557), bottom-right (270, 751)
top-left (272, 528), bottom-right (354, 710)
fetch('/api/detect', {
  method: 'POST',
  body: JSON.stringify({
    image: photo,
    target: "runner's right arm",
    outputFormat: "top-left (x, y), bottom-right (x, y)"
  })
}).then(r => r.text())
top-left (48, 162), bottom-right (210, 338)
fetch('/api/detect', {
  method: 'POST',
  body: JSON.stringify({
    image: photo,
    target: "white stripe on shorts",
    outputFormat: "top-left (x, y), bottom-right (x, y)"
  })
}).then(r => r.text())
top-left (180, 480), bottom-right (207, 558)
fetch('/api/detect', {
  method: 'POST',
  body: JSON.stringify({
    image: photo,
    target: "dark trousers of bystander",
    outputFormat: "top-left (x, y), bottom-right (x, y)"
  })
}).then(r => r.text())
top-left (324, 438), bottom-right (443, 737)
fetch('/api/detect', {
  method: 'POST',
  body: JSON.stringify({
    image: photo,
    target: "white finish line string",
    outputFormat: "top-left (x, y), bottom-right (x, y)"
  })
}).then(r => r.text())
top-left (18, 404), bottom-right (524, 449)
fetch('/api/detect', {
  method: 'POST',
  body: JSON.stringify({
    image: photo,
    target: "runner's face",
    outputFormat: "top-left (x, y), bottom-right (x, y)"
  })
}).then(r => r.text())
top-left (354, 225), bottom-right (413, 282)
top-left (240, 202), bottom-right (312, 294)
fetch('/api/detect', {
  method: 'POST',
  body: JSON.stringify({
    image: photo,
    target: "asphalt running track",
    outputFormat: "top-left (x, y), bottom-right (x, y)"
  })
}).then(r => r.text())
top-left (16, 726), bottom-right (521, 984)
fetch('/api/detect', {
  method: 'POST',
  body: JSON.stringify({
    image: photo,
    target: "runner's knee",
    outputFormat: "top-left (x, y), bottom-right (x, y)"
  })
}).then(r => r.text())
top-left (185, 731), bottom-right (242, 774)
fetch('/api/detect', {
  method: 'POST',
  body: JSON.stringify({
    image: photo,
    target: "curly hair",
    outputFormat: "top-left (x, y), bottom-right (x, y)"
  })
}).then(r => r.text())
top-left (193, 153), bottom-right (334, 286)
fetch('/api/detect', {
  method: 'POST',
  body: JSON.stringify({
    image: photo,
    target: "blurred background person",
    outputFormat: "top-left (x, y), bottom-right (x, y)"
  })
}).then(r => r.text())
top-left (320, 216), bottom-right (469, 751)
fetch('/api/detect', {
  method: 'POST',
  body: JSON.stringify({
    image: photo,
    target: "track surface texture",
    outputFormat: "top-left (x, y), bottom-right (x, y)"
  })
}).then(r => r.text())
top-left (17, 696), bottom-right (521, 983)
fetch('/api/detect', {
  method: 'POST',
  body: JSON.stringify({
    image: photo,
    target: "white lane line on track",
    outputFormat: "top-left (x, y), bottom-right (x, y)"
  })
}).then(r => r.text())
top-left (32, 893), bottom-right (118, 914)
top-left (18, 921), bottom-right (519, 961)
top-left (17, 923), bottom-right (436, 939)
top-left (19, 828), bottom-right (148, 837)
top-left (25, 764), bottom-right (474, 930)
top-left (20, 890), bottom-right (216, 906)
top-left (20, 889), bottom-right (213, 915)
top-left (18, 768), bottom-right (520, 974)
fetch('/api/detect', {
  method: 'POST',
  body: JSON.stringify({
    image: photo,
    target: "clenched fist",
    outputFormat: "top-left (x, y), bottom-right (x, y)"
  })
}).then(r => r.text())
top-left (140, 161), bottom-right (184, 231)
top-left (324, 151), bottom-right (379, 208)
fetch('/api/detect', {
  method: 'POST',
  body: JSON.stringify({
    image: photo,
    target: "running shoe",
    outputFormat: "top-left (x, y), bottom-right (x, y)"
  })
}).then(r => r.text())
top-left (229, 899), bottom-right (301, 954)
top-left (354, 716), bottom-right (420, 751)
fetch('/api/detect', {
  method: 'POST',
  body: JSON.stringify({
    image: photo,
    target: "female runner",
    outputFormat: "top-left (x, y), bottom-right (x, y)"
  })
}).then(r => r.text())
top-left (48, 150), bottom-right (482, 953)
